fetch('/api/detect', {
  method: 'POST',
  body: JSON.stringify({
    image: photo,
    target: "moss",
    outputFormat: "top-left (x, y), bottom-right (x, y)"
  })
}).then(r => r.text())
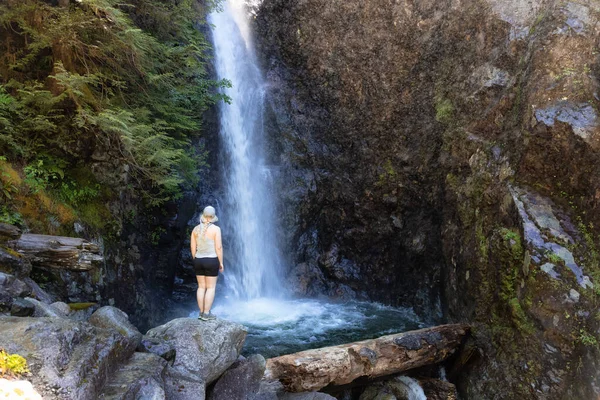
top-left (68, 302), bottom-right (97, 311)
top-left (0, 349), bottom-right (30, 377)
top-left (0, 246), bottom-right (21, 258)
top-left (435, 96), bottom-right (454, 124)
top-left (375, 159), bottom-right (397, 187)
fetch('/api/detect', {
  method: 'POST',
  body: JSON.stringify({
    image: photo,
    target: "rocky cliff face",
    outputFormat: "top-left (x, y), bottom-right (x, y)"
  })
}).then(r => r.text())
top-left (254, 0), bottom-right (600, 398)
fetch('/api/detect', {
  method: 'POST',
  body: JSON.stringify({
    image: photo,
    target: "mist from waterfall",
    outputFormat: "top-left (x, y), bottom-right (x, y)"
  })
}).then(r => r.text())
top-left (209, 0), bottom-right (284, 300)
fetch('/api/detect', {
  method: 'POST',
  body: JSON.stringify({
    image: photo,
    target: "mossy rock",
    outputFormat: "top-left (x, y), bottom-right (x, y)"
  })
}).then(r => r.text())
top-left (68, 302), bottom-right (97, 311)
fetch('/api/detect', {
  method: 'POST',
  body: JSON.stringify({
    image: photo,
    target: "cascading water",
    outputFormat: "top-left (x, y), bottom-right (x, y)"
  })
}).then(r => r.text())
top-left (196, 0), bottom-right (426, 362)
top-left (209, 0), bottom-right (283, 300)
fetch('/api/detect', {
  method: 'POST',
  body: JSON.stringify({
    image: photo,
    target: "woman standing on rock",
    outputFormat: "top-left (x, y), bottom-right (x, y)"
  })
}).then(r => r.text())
top-left (190, 206), bottom-right (224, 320)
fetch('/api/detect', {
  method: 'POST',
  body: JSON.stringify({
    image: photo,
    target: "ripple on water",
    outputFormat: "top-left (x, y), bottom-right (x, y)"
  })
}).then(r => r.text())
top-left (192, 298), bottom-right (425, 358)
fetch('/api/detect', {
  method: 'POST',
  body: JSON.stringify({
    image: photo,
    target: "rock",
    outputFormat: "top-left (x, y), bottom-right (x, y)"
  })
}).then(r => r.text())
top-left (22, 277), bottom-right (55, 304)
top-left (209, 354), bottom-right (266, 400)
top-left (100, 352), bottom-right (167, 400)
top-left (279, 393), bottom-right (336, 400)
top-left (24, 297), bottom-right (64, 317)
top-left (418, 378), bottom-right (458, 400)
top-left (146, 317), bottom-right (247, 385)
top-left (68, 302), bottom-right (100, 321)
top-left (0, 379), bottom-right (42, 399)
top-left (0, 292), bottom-right (13, 312)
top-left (266, 324), bottom-right (469, 392)
top-left (10, 298), bottom-right (35, 317)
top-left (51, 301), bottom-right (71, 316)
top-left (14, 233), bottom-right (103, 271)
top-left (0, 316), bottom-right (134, 400)
top-left (163, 368), bottom-right (206, 400)
top-left (0, 272), bottom-right (31, 298)
top-left (359, 376), bottom-right (425, 400)
top-left (89, 306), bottom-right (142, 354)
top-left (0, 223), bottom-right (21, 241)
top-left (137, 336), bottom-right (177, 365)
top-left (0, 246), bottom-right (31, 277)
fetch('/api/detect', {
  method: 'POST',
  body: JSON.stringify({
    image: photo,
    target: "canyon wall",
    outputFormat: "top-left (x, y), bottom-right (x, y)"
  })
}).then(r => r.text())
top-left (255, 0), bottom-right (600, 398)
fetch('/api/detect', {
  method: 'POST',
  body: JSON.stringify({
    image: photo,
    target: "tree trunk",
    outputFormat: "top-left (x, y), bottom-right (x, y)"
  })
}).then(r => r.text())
top-left (13, 234), bottom-right (103, 271)
top-left (265, 324), bottom-right (469, 392)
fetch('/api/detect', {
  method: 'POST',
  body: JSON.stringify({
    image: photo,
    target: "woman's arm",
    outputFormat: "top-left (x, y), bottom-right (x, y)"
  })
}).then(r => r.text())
top-left (190, 228), bottom-right (197, 258)
top-left (215, 227), bottom-right (224, 271)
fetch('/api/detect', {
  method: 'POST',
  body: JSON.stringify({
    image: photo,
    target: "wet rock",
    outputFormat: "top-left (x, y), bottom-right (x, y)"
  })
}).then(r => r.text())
top-left (137, 336), bottom-right (177, 365)
top-left (10, 298), bottom-right (35, 317)
top-left (146, 318), bottom-right (247, 385)
top-left (89, 306), bottom-right (142, 354)
top-left (209, 354), bottom-right (266, 400)
top-left (0, 316), bottom-right (133, 400)
top-left (100, 352), bottom-right (167, 400)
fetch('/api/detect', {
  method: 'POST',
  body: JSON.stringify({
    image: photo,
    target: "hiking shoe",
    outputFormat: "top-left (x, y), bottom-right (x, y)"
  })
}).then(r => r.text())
top-left (204, 312), bottom-right (216, 321)
top-left (198, 313), bottom-right (207, 321)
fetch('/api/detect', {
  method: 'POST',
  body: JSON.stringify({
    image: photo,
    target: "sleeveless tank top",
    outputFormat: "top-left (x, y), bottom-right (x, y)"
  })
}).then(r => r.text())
top-left (194, 224), bottom-right (218, 258)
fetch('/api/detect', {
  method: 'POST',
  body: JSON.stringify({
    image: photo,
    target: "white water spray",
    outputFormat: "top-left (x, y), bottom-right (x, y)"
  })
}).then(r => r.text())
top-left (209, 0), bottom-right (284, 299)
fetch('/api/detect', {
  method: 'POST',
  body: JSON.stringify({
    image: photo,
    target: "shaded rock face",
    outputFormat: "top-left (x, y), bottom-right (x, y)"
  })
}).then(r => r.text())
top-left (256, 0), bottom-right (449, 315)
top-left (255, 0), bottom-right (600, 398)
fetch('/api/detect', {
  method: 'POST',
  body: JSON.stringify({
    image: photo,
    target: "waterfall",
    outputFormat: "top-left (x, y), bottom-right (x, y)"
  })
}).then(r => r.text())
top-left (395, 376), bottom-right (427, 400)
top-left (209, 0), bottom-right (284, 299)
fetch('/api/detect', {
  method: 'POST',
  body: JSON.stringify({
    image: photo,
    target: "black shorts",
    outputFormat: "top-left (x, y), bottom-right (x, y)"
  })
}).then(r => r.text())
top-left (194, 257), bottom-right (219, 277)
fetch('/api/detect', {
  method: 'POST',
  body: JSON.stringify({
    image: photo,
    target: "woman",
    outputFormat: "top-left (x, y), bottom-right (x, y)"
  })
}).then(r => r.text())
top-left (190, 206), bottom-right (224, 320)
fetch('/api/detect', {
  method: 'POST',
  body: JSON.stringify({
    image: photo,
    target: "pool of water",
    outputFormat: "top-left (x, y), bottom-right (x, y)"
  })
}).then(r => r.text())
top-left (187, 297), bottom-right (425, 358)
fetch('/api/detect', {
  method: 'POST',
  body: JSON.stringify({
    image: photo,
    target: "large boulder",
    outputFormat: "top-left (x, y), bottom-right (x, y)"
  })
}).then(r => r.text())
top-left (146, 318), bottom-right (247, 385)
top-left (208, 354), bottom-right (266, 400)
top-left (99, 352), bottom-right (167, 400)
top-left (89, 306), bottom-right (143, 354)
top-left (0, 317), bottom-right (134, 400)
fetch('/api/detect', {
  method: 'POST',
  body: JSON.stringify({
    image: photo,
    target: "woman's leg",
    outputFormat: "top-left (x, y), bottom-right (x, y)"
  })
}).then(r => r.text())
top-left (204, 276), bottom-right (218, 314)
top-left (196, 275), bottom-right (207, 314)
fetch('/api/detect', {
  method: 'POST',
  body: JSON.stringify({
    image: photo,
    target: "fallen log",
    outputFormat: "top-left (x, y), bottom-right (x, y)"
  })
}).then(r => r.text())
top-left (12, 234), bottom-right (103, 271)
top-left (265, 324), bottom-right (469, 392)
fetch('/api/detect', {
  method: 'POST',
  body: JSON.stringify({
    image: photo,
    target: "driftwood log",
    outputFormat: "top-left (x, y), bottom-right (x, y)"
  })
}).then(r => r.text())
top-left (265, 324), bottom-right (469, 392)
top-left (12, 234), bottom-right (103, 271)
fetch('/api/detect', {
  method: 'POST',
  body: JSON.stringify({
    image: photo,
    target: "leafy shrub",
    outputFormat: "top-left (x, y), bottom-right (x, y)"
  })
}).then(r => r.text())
top-left (0, 349), bottom-right (30, 377)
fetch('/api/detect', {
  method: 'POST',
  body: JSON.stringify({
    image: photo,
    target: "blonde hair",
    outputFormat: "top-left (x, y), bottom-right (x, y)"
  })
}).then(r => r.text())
top-left (198, 206), bottom-right (217, 238)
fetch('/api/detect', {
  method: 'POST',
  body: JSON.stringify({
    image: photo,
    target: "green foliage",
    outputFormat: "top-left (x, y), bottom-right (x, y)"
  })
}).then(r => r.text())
top-left (0, 349), bottom-right (29, 377)
top-left (578, 329), bottom-right (598, 347)
top-left (0, 0), bottom-right (228, 228)
top-left (0, 206), bottom-right (23, 226)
